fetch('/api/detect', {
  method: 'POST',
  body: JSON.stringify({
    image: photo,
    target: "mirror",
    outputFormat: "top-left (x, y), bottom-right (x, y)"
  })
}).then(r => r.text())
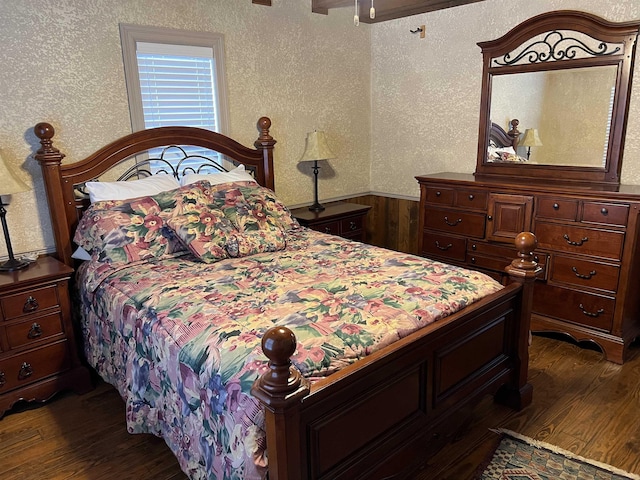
top-left (475, 11), bottom-right (639, 186)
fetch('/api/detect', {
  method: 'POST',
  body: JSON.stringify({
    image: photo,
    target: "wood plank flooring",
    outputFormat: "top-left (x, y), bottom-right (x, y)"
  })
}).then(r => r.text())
top-left (1, 334), bottom-right (638, 479)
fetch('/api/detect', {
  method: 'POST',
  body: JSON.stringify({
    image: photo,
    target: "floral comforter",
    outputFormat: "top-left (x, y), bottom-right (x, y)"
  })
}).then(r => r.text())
top-left (77, 228), bottom-right (502, 480)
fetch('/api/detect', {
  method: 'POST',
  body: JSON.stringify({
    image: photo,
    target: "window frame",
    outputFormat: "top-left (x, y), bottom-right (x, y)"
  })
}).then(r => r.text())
top-left (119, 23), bottom-right (230, 136)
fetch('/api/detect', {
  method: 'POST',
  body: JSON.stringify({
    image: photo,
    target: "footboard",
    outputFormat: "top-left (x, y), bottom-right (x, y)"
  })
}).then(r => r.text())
top-left (252, 233), bottom-right (539, 480)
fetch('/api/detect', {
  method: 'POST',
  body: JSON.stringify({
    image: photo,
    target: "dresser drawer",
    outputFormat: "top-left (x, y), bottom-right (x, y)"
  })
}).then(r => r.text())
top-left (468, 241), bottom-right (547, 278)
top-left (0, 341), bottom-right (71, 393)
top-left (536, 197), bottom-right (579, 221)
top-left (533, 283), bottom-right (615, 332)
top-left (535, 222), bottom-right (624, 260)
top-left (421, 233), bottom-right (466, 262)
top-left (550, 255), bottom-right (620, 292)
top-left (424, 207), bottom-right (486, 238)
top-left (424, 186), bottom-right (454, 205)
top-left (581, 202), bottom-right (629, 226)
top-left (5, 312), bottom-right (65, 350)
top-left (455, 190), bottom-right (488, 210)
top-left (1, 285), bottom-right (60, 321)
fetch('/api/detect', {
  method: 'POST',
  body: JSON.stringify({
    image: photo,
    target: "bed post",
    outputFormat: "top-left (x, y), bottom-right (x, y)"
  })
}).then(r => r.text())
top-left (254, 117), bottom-right (276, 191)
top-left (33, 123), bottom-right (72, 267)
top-left (497, 231), bottom-right (540, 410)
top-left (251, 326), bottom-right (310, 480)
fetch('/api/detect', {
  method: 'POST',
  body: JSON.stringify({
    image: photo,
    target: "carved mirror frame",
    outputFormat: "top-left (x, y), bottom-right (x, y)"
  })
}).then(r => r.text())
top-left (475, 10), bottom-right (639, 186)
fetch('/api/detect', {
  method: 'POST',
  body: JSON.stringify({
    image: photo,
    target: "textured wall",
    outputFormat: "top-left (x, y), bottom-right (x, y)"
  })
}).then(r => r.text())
top-left (0, 0), bottom-right (371, 258)
top-left (370, 0), bottom-right (640, 198)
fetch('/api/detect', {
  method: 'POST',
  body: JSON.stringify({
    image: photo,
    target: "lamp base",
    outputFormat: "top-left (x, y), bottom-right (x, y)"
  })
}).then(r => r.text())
top-left (308, 202), bottom-right (325, 212)
top-left (0, 257), bottom-right (30, 272)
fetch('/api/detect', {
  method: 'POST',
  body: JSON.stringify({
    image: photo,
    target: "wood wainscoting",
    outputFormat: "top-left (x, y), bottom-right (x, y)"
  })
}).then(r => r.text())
top-left (345, 194), bottom-right (420, 255)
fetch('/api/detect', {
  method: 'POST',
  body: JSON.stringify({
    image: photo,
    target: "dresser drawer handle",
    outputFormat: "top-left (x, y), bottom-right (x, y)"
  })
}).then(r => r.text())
top-left (572, 267), bottom-right (596, 280)
top-left (579, 304), bottom-right (604, 318)
top-left (601, 207), bottom-right (608, 215)
top-left (435, 241), bottom-right (453, 251)
top-left (553, 203), bottom-right (560, 210)
top-left (0, 372), bottom-right (5, 388)
top-left (23, 296), bottom-right (40, 313)
top-left (435, 191), bottom-right (441, 197)
top-left (443, 216), bottom-right (462, 227)
top-left (468, 194), bottom-right (474, 200)
top-left (563, 234), bottom-right (588, 246)
top-left (27, 323), bottom-right (43, 339)
top-left (18, 362), bottom-right (33, 380)
top-left (349, 221), bottom-right (358, 231)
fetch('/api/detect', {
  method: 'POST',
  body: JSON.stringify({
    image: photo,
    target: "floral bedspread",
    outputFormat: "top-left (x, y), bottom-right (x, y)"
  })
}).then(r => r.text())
top-left (77, 228), bottom-right (502, 480)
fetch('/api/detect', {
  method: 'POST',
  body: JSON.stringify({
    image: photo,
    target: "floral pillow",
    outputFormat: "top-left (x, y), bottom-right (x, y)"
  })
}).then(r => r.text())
top-left (208, 182), bottom-right (299, 232)
top-left (74, 182), bottom-right (213, 264)
top-left (163, 204), bottom-right (237, 263)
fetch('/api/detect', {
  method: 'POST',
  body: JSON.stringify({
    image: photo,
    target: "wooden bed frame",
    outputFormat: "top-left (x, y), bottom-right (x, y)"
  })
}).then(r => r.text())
top-left (490, 120), bottom-right (520, 149)
top-left (33, 117), bottom-right (538, 480)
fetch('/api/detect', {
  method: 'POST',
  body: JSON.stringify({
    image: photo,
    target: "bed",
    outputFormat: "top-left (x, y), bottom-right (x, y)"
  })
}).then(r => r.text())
top-left (33, 117), bottom-right (538, 480)
top-left (487, 120), bottom-right (529, 163)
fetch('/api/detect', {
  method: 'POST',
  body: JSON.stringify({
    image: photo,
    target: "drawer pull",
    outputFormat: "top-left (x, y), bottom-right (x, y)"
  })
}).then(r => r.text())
top-left (601, 207), bottom-right (608, 215)
top-left (468, 194), bottom-right (474, 200)
top-left (553, 203), bottom-right (560, 210)
top-left (435, 241), bottom-right (453, 251)
top-left (572, 267), bottom-right (596, 280)
top-left (324, 227), bottom-right (332, 234)
top-left (579, 304), bottom-right (604, 318)
top-left (27, 322), bottom-right (43, 339)
top-left (23, 296), bottom-right (40, 313)
top-left (0, 372), bottom-right (5, 387)
top-left (470, 257), bottom-right (476, 263)
top-left (349, 221), bottom-right (358, 231)
top-left (443, 216), bottom-right (462, 226)
top-left (435, 191), bottom-right (441, 197)
top-left (487, 215), bottom-right (493, 221)
top-left (563, 234), bottom-right (588, 246)
top-left (18, 362), bottom-right (33, 380)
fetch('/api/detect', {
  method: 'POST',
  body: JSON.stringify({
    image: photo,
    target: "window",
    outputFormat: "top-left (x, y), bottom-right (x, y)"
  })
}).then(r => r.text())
top-left (120, 24), bottom-right (229, 173)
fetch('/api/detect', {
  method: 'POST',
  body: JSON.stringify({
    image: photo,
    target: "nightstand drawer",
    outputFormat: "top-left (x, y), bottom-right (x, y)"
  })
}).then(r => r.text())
top-left (1, 285), bottom-right (60, 321)
top-left (0, 341), bottom-right (71, 393)
top-left (311, 221), bottom-right (341, 236)
top-left (341, 216), bottom-right (363, 235)
top-left (6, 312), bottom-right (65, 350)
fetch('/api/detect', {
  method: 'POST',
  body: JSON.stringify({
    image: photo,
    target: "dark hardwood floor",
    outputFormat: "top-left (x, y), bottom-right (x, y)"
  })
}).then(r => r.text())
top-left (1, 334), bottom-right (639, 479)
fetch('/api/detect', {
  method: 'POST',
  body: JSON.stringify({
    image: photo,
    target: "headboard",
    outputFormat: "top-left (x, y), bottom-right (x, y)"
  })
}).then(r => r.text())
top-left (490, 119), bottom-right (519, 149)
top-left (34, 117), bottom-right (276, 267)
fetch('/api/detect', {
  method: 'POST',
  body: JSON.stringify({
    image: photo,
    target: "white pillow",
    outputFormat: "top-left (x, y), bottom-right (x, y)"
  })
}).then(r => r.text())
top-left (86, 175), bottom-right (180, 203)
top-left (180, 164), bottom-right (257, 186)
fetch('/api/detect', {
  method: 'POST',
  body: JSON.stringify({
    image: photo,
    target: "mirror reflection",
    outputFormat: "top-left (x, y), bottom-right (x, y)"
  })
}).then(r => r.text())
top-left (489, 65), bottom-right (618, 167)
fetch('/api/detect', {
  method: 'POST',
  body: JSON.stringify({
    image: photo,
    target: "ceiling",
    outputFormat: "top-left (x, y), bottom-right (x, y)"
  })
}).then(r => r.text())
top-left (252, 0), bottom-right (486, 23)
top-left (311, 0), bottom-right (486, 23)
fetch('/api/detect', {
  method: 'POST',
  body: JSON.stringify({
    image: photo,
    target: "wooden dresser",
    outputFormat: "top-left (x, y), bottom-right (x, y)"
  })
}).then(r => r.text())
top-left (0, 256), bottom-right (92, 417)
top-left (416, 173), bottom-right (640, 364)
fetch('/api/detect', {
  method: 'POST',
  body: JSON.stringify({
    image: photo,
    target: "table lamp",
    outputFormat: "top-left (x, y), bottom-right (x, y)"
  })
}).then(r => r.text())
top-left (520, 128), bottom-right (543, 160)
top-left (298, 131), bottom-right (336, 212)
top-left (0, 153), bottom-right (30, 271)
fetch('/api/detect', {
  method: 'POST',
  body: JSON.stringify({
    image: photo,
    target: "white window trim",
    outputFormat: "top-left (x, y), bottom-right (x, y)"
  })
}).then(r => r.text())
top-left (119, 23), bottom-right (230, 135)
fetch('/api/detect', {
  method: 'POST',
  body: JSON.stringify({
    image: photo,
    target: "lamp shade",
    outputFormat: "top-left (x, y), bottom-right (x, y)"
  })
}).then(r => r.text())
top-left (298, 131), bottom-right (336, 163)
top-left (0, 153), bottom-right (29, 196)
top-left (520, 128), bottom-right (543, 148)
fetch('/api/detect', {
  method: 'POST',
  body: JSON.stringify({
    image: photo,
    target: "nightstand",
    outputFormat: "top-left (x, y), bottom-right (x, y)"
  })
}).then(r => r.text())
top-left (0, 256), bottom-right (92, 417)
top-left (292, 202), bottom-right (372, 242)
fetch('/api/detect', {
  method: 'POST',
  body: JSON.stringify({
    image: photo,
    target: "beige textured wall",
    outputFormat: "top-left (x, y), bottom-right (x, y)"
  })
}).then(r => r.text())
top-left (0, 0), bottom-right (371, 258)
top-left (370, 0), bottom-right (640, 198)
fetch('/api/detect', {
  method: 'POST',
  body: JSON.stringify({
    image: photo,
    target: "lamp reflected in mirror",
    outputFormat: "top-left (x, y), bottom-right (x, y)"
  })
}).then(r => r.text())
top-left (0, 152), bottom-right (30, 271)
top-left (298, 131), bottom-right (336, 212)
top-left (520, 128), bottom-right (543, 161)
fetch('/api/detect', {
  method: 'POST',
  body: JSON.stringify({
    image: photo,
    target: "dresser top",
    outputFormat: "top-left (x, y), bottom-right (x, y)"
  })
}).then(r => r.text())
top-left (415, 172), bottom-right (640, 200)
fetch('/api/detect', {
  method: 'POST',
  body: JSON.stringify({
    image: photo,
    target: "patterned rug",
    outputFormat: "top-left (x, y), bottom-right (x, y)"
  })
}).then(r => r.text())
top-left (474, 429), bottom-right (640, 480)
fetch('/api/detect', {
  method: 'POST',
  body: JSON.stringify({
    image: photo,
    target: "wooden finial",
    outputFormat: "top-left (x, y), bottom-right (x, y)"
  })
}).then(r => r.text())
top-left (256, 116), bottom-right (273, 143)
top-left (33, 123), bottom-right (65, 164)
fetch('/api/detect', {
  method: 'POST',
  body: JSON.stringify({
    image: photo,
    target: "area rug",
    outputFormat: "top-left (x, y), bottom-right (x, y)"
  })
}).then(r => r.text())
top-left (474, 429), bottom-right (640, 480)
